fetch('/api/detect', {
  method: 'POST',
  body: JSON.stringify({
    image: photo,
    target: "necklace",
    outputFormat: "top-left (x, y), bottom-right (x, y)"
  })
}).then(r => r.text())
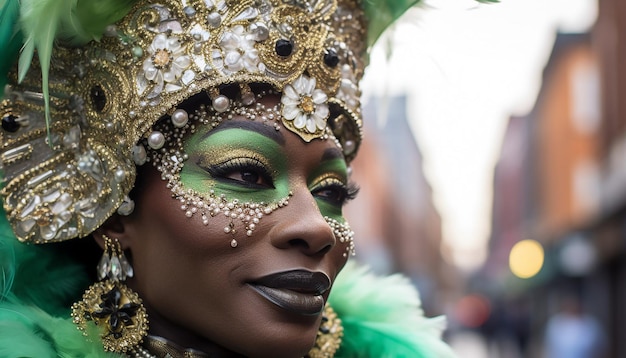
top-left (127, 305), bottom-right (343, 358)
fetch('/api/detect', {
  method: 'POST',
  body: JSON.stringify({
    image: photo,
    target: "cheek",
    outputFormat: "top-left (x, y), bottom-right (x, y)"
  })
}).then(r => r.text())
top-left (128, 175), bottom-right (236, 300)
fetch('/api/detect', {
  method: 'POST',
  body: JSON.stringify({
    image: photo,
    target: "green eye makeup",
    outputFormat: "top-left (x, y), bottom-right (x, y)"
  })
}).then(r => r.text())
top-left (147, 102), bottom-right (355, 255)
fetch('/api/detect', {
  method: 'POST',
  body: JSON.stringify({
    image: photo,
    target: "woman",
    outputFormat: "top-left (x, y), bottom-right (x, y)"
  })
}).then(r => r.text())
top-left (0, 0), bottom-right (455, 356)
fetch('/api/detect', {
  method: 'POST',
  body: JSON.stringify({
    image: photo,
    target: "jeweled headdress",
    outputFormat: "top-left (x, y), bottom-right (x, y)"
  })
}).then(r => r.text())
top-left (0, 0), bottom-right (428, 244)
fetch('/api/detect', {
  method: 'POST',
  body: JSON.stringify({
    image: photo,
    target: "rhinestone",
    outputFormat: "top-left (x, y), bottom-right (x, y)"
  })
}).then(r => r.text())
top-left (250, 22), bottom-right (269, 41)
top-left (132, 145), bottom-right (147, 165)
top-left (1, 114), bottom-right (19, 132)
top-left (324, 49), bottom-right (339, 68)
top-left (207, 12), bottom-right (222, 27)
top-left (184, 6), bottom-right (196, 17)
top-left (275, 39), bottom-right (293, 57)
top-left (114, 169), bottom-right (126, 183)
top-left (132, 46), bottom-right (144, 58)
top-left (90, 85), bottom-right (107, 112)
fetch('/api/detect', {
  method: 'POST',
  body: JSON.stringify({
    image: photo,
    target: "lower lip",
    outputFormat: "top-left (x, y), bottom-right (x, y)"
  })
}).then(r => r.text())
top-left (249, 284), bottom-right (324, 316)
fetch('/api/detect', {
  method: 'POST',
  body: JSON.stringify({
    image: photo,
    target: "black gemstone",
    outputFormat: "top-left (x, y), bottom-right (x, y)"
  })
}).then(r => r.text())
top-left (90, 85), bottom-right (107, 112)
top-left (2, 114), bottom-right (19, 132)
top-left (324, 50), bottom-right (339, 68)
top-left (275, 39), bottom-right (293, 57)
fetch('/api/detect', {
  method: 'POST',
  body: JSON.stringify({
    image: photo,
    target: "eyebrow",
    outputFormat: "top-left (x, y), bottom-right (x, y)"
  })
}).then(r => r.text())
top-left (321, 147), bottom-right (345, 162)
top-left (203, 120), bottom-right (285, 145)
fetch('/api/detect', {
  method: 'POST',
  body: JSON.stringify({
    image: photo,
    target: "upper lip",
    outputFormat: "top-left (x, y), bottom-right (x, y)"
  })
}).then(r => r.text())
top-left (252, 270), bottom-right (331, 295)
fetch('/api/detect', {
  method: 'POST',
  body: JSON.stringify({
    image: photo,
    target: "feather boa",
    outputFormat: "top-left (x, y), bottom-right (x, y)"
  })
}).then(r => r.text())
top-left (0, 205), bottom-right (117, 357)
top-left (329, 261), bottom-right (456, 357)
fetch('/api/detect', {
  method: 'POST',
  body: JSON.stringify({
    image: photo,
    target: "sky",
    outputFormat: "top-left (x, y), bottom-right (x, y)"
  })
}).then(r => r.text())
top-left (360, 0), bottom-right (598, 271)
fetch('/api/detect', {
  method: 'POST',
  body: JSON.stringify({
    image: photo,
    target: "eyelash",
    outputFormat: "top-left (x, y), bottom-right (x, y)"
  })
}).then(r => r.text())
top-left (198, 156), bottom-right (359, 205)
top-left (312, 179), bottom-right (360, 207)
top-left (203, 157), bottom-right (275, 189)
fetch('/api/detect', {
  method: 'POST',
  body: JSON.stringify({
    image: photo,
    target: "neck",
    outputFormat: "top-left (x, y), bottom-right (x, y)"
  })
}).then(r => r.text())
top-left (143, 305), bottom-right (245, 358)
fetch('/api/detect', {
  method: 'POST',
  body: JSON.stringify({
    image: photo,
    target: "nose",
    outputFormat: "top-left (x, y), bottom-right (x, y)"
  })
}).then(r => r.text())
top-left (268, 188), bottom-right (336, 256)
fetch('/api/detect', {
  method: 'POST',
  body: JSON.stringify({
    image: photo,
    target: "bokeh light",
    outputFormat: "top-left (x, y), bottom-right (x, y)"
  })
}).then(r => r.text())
top-left (509, 239), bottom-right (544, 279)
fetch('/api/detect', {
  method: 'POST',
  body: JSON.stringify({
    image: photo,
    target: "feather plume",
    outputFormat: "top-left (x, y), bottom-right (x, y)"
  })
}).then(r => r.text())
top-left (16, 0), bottom-right (137, 137)
top-left (363, 0), bottom-right (421, 48)
top-left (329, 261), bottom-right (456, 357)
top-left (363, 0), bottom-right (499, 48)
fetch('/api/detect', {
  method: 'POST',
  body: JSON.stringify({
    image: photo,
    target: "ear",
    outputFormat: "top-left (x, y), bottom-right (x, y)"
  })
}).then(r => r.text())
top-left (93, 213), bottom-right (132, 251)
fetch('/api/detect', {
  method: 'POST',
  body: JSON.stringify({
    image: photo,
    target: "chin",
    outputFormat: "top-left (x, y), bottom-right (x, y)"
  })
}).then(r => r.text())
top-left (235, 321), bottom-right (319, 358)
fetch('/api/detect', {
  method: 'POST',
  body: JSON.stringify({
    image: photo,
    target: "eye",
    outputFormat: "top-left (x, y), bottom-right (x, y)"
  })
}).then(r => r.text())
top-left (312, 179), bottom-right (359, 207)
top-left (202, 157), bottom-right (275, 189)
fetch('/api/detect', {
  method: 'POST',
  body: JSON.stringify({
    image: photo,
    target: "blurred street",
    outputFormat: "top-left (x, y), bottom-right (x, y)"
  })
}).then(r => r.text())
top-left (349, 0), bottom-right (623, 357)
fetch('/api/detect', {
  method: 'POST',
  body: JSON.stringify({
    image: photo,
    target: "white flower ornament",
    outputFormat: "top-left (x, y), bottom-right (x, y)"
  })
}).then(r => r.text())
top-left (142, 33), bottom-right (191, 97)
top-left (281, 75), bottom-right (330, 135)
top-left (219, 25), bottom-right (264, 74)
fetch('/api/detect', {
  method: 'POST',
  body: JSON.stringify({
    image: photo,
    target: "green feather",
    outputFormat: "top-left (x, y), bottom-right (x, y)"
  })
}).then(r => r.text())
top-left (363, 0), bottom-right (422, 48)
top-left (0, 206), bottom-right (113, 356)
top-left (329, 261), bottom-right (455, 357)
top-left (363, 0), bottom-right (500, 48)
top-left (16, 0), bottom-right (137, 139)
top-left (0, 206), bottom-right (88, 316)
top-left (0, 0), bottom-right (21, 99)
top-left (0, 302), bottom-right (119, 357)
top-left (67, 0), bottom-right (137, 44)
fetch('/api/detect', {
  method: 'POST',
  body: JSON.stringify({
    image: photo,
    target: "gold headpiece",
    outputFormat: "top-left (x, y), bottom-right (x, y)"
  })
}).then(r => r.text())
top-left (0, 0), bottom-right (366, 244)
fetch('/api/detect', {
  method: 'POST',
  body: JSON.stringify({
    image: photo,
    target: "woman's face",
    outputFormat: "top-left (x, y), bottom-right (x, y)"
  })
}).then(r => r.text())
top-left (118, 95), bottom-right (354, 357)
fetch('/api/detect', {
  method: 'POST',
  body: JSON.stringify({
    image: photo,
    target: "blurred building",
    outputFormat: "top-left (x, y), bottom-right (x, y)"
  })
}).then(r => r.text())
top-left (345, 96), bottom-right (457, 316)
top-left (482, 1), bottom-right (626, 355)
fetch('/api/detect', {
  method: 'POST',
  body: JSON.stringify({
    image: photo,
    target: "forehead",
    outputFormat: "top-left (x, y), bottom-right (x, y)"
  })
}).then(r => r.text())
top-left (183, 94), bottom-right (347, 163)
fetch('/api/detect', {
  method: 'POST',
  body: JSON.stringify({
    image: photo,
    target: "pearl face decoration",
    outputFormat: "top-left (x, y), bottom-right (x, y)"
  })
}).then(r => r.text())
top-left (145, 92), bottom-right (296, 247)
top-left (139, 89), bottom-right (354, 254)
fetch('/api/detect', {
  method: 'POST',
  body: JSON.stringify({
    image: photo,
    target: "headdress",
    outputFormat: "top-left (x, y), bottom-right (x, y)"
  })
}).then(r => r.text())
top-left (0, 0), bottom-right (374, 244)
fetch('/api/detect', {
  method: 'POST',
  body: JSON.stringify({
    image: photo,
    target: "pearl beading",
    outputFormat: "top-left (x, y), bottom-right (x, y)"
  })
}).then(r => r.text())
top-left (145, 92), bottom-right (353, 253)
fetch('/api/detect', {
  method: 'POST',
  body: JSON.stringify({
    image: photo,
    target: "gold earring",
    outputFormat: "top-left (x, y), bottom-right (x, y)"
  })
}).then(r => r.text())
top-left (71, 235), bottom-right (148, 353)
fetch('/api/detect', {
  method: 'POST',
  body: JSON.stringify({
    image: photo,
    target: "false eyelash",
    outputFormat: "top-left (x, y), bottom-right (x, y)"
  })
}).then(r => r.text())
top-left (203, 157), bottom-right (275, 189)
top-left (314, 179), bottom-right (360, 207)
top-left (345, 181), bottom-right (360, 202)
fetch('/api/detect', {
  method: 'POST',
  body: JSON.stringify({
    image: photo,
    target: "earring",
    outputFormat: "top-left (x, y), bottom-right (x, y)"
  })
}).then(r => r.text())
top-left (71, 235), bottom-right (148, 353)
